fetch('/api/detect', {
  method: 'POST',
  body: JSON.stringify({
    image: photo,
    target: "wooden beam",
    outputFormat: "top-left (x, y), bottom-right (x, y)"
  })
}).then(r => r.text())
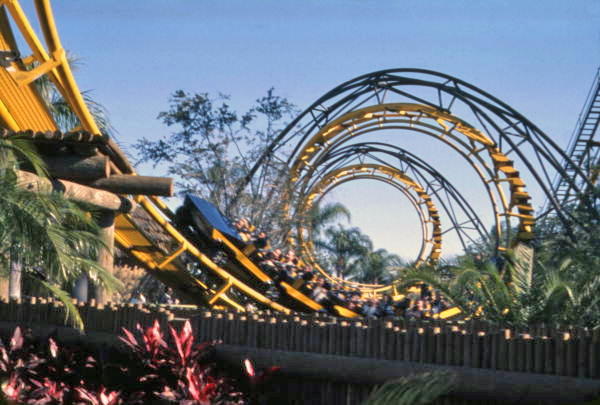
top-left (86, 175), bottom-right (174, 196)
top-left (215, 345), bottom-right (600, 405)
top-left (17, 170), bottom-right (135, 213)
top-left (70, 144), bottom-right (99, 157)
top-left (94, 210), bottom-right (114, 306)
top-left (43, 155), bottom-right (110, 181)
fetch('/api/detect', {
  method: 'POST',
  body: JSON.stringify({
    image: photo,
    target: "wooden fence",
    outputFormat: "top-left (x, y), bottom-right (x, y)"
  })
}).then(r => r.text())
top-left (190, 310), bottom-right (600, 404)
top-left (1, 299), bottom-right (599, 404)
top-left (0, 296), bottom-right (173, 335)
top-left (191, 309), bottom-right (600, 380)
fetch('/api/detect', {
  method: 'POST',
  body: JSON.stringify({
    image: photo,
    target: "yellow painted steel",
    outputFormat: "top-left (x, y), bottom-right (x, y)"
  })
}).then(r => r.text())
top-left (286, 104), bottom-right (530, 319)
top-left (0, 0), bottom-right (296, 317)
top-left (300, 164), bottom-right (441, 266)
top-left (279, 281), bottom-right (323, 311)
top-left (0, 97), bottom-right (20, 130)
top-left (113, 213), bottom-right (243, 310)
top-left (333, 305), bottom-right (360, 318)
top-left (439, 306), bottom-right (462, 320)
top-left (0, 0), bottom-right (465, 321)
top-left (210, 228), bottom-right (341, 314)
top-left (134, 195), bottom-right (292, 314)
top-left (208, 279), bottom-right (233, 306)
top-left (290, 103), bottom-right (534, 253)
top-left (211, 229), bottom-right (272, 283)
top-left (292, 164), bottom-right (443, 293)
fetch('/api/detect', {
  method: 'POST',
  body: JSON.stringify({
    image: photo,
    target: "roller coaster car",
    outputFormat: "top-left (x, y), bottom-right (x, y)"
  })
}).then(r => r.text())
top-left (177, 195), bottom-right (359, 318)
top-left (175, 195), bottom-right (266, 286)
top-left (176, 195), bottom-right (243, 248)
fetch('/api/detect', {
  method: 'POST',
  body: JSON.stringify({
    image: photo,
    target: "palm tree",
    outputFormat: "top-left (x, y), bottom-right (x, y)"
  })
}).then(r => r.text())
top-left (307, 202), bottom-right (351, 237)
top-left (0, 135), bottom-right (120, 329)
top-left (392, 248), bottom-right (600, 327)
top-left (349, 248), bottom-right (404, 284)
top-left (34, 52), bottom-right (121, 303)
top-left (317, 225), bottom-right (373, 279)
top-left (35, 54), bottom-right (115, 135)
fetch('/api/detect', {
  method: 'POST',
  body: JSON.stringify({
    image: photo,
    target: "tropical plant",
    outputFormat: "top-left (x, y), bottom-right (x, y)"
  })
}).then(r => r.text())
top-left (362, 372), bottom-right (454, 405)
top-left (315, 225), bottom-right (373, 279)
top-left (119, 319), bottom-right (246, 404)
top-left (393, 247), bottom-right (600, 327)
top-left (0, 135), bottom-right (121, 329)
top-left (348, 248), bottom-right (404, 284)
top-left (0, 321), bottom-right (268, 404)
top-left (306, 202), bottom-right (351, 237)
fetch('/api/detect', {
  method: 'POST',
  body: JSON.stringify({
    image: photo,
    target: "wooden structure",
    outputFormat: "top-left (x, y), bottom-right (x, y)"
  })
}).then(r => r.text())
top-left (0, 0), bottom-right (331, 316)
top-left (2, 300), bottom-right (600, 404)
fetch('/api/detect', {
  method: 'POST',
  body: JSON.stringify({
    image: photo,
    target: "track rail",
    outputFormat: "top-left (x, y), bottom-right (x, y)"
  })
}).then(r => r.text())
top-left (0, 0), bottom-right (463, 320)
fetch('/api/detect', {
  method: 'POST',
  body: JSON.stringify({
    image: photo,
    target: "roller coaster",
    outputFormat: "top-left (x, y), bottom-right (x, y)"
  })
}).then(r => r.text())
top-left (1, 1), bottom-right (598, 320)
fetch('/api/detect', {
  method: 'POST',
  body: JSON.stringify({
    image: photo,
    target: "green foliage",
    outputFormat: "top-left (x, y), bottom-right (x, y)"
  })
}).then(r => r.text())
top-left (0, 135), bottom-right (121, 329)
top-left (349, 248), bottom-right (404, 284)
top-left (135, 89), bottom-right (297, 244)
top-left (306, 202), bottom-right (351, 237)
top-left (35, 53), bottom-right (115, 136)
top-left (362, 372), bottom-right (454, 405)
top-left (315, 224), bottom-right (373, 279)
top-left (390, 176), bottom-right (600, 327)
top-left (308, 203), bottom-right (403, 284)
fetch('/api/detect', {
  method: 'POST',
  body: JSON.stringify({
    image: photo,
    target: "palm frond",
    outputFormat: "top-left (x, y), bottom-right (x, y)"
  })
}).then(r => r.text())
top-left (362, 372), bottom-right (454, 405)
top-left (37, 280), bottom-right (84, 330)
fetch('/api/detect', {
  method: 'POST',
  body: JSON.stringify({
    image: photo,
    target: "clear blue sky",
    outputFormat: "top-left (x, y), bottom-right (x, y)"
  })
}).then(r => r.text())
top-left (16, 0), bottom-right (600, 259)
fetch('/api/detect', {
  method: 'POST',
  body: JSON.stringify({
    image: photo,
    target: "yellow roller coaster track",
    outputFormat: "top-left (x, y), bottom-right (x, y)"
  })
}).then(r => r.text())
top-left (0, 0), bottom-right (294, 316)
top-left (291, 164), bottom-right (442, 293)
top-left (0, 0), bottom-right (461, 321)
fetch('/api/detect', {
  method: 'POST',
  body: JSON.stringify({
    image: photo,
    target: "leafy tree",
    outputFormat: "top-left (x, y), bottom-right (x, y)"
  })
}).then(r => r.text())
top-left (405, 179), bottom-right (598, 327)
top-left (393, 247), bottom-right (600, 327)
top-left (135, 89), bottom-right (296, 243)
top-left (307, 203), bottom-right (404, 284)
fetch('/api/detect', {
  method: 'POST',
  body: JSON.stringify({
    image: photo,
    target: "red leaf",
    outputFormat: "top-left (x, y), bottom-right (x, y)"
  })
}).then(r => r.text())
top-left (244, 359), bottom-right (255, 377)
top-left (183, 334), bottom-right (194, 362)
top-left (119, 327), bottom-right (139, 350)
top-left (49, 338), bottom-right (58, 358)
top-left (76, 387), bottom-right (99, 405)
top-left (186, 367), bottom-right (201, 401)
top-left (10, 327), bottom-right (23, 351)
top-left (156, 385), bottom-right (177, 400)
top-left (169, 324), bottom-right (185, 364)
top-left (201, 382), bottom-right (217, 399)
top-left (4, 374), bottom-right (22, 400)
top-left (98, 386), bottom-right (120, 405)
top-left (181, 320), bottom-right (193, 345)
top-left (0, 346), bottom-right (8, 365)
